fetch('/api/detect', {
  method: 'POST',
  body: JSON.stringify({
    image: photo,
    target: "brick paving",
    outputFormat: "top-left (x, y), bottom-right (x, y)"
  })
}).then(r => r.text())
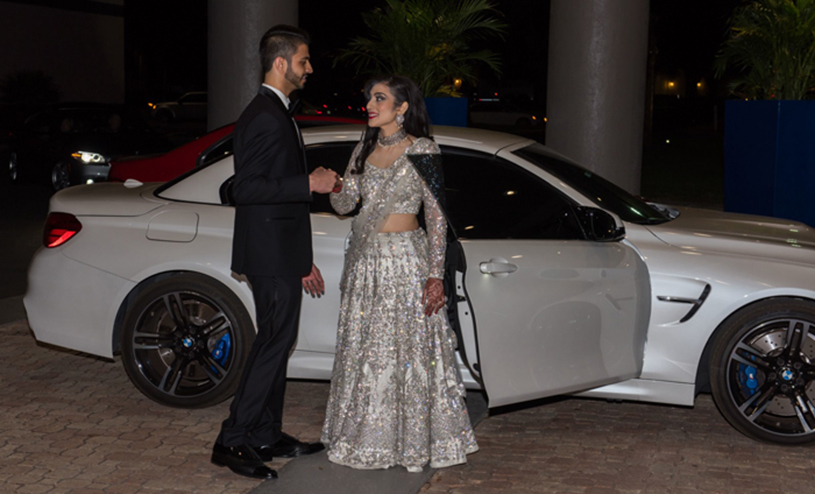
top-left (422, 397), bottom-right (815, 493)
top-left (3, 318), bottom-right (815, 493)
top-left (0, 320), bottom-right (324, 494)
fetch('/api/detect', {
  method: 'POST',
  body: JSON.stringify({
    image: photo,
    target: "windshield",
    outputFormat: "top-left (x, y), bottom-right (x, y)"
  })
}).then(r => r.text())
top-left (513, 143), bottom-right (669, 225)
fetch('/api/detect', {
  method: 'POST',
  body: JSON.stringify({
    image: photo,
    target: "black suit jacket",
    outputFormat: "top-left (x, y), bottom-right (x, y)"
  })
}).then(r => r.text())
top-left (230, 86), bottom-right (313, 277)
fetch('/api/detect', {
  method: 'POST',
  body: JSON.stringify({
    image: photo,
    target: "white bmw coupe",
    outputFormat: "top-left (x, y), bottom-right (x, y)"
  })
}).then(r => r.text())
top-left (25, 126), bottom-right (815, 445)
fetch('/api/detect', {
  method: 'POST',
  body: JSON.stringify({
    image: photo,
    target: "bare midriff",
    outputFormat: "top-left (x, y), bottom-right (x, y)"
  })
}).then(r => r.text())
top-left (379, 213), bottom-right (419, 233)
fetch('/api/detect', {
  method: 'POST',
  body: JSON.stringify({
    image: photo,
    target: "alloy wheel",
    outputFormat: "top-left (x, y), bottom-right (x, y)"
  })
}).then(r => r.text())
top-left (725, 318), bottom-right (815, 438)
top-left (129, 290), bottom-right (237, 402)
top-left (710, 299), bottom-right (815, 444)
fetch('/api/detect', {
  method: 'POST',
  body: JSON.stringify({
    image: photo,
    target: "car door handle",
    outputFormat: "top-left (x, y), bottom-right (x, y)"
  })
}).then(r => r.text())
top-left (479, 258), bottom-right (518, 276)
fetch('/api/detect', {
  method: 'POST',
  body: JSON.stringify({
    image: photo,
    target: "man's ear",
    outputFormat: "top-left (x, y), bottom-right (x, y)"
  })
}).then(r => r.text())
top-left (273, 56), bottom-right (288, 74)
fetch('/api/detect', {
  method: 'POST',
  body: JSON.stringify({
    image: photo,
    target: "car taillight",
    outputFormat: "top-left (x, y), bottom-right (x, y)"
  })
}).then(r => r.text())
top-left (43, 213), bottom-right (82, 248)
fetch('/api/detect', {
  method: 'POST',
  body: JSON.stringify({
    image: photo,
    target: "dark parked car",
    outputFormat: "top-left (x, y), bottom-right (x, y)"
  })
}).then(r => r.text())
top-left (8, 104), bottom-right (170, 190)
top-left (149, 91), bottom-right (208, 122)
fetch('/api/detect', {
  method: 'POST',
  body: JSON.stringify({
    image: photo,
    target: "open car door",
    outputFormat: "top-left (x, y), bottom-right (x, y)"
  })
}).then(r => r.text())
top-left (441, 149), bottom-right (650, 407)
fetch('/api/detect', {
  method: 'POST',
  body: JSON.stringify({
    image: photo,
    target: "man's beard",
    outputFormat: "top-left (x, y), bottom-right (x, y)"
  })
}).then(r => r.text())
top-left (285, 66), bottom-right (304, 90)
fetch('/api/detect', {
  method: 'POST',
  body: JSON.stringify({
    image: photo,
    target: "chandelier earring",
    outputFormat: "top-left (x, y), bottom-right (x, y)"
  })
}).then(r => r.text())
top-left (396, 113), bottom-right (405, 128)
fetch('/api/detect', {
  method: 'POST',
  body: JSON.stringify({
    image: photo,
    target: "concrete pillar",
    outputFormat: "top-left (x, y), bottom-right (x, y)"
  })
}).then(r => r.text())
top-left (207, 0), bottom-right (297, 130)
top-left (546, 0), bottom-right (649, 194)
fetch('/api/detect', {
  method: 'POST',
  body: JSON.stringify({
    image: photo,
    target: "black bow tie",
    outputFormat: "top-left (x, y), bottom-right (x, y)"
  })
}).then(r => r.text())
top-left (288, 99), bottom-right (301, 117)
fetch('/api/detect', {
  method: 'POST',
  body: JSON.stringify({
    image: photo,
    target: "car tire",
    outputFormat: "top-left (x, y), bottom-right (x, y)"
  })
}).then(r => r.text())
top-left (709, 298), bottom-right (815, 444)
top-left (121, 273), bottom-right (255, 408)
top-left (51, 162), bottom-right (70, 191)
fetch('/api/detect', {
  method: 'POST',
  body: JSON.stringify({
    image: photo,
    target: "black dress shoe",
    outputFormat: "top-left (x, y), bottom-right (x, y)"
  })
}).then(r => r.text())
top-left (256, 433), bottom-right (325, 459)
top-left (211, 443), bottom-right (278, 479)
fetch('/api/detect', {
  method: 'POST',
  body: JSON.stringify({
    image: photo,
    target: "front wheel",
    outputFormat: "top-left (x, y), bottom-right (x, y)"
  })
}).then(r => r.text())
top-left (51, 162), bottom-right (70, 191)
top-left (710, 298), bottom-right (815, 444)
top-left (121, 274), bottom-right (254, 408)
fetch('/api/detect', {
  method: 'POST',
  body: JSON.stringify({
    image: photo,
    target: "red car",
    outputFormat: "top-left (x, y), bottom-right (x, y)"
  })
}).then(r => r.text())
top-left (108, 115), bottom-right (363, 183)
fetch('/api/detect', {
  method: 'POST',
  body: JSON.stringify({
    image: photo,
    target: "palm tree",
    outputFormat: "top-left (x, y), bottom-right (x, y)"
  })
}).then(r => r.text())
top-left (715, 0), bottom-right (815, 100)
top-left (337, 0), bottom-right (506, 97)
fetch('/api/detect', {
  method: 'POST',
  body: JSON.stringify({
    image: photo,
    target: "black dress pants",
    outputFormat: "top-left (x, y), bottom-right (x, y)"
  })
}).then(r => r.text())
top-left (217, 274), bottom-right (302, 447)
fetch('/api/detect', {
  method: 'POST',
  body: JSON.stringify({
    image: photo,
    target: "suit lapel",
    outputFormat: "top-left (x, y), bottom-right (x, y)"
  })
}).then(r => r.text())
top-left (257, 87), bottom-right (307, 174)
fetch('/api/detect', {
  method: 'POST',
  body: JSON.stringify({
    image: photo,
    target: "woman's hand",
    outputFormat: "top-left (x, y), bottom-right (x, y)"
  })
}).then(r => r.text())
top-left (422, 278), bottom-right (446, 317)
top-left (302, 264), bottom-right (325, 297)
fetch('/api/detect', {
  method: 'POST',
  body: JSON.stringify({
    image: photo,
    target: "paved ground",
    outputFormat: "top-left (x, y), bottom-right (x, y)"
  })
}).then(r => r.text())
top-left (4, 317), bottom-right (815, 494)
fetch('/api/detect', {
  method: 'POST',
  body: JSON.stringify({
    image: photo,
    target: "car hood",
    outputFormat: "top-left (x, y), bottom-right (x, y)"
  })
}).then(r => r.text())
top-left (50, 182), bottom-right (165, 217)
top-left (645, 206), bottom-right (815, 264)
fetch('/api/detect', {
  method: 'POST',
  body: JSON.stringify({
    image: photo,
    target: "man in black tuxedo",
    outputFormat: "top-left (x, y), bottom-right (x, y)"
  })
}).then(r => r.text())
top-left (211, 25), bottom-right (339, 480)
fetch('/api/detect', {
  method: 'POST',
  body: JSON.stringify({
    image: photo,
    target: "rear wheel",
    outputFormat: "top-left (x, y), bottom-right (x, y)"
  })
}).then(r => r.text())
top-left (121, 274), bottom-right (254, 408)
top-left (710, 299), bottom-right (815, 444)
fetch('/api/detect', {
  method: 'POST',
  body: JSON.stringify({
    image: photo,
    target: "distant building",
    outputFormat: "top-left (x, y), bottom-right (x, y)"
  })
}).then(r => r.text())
top-left (0, 0), bottom-right (124, 103)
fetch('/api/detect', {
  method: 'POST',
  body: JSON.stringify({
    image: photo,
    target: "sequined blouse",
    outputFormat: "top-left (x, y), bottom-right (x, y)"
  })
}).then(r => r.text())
top-left (330, 137), bottom-right (447, 279)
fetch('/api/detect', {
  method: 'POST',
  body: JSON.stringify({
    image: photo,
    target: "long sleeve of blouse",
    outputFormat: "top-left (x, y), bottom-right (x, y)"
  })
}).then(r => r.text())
top-left (329, 142), bottom-right (363, 215)
top-left (421, 169), bottom-right (447, 279)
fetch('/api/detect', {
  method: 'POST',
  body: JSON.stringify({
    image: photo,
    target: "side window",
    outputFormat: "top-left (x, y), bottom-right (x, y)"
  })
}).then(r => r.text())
top-left (440, 149), bottom-right (584, 240)
top-left (305, 142), bottom-right (357, 214)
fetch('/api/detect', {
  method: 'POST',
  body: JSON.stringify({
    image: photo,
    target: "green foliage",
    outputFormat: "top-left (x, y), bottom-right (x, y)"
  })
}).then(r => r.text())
top-left (337, 0), bottom-right (506, 97)
top-left (0, 70), bottom-right (60, 104)
top-left (715, 0), bottom-right (815, 100)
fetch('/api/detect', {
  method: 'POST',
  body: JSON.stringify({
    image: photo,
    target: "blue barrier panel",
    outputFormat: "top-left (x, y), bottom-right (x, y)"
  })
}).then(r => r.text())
top-left (424, 97), bottom-right (468, 127)
top-left (723, 100), bottom-right (778, 218)
top-left (724, 100), bottom-right (815, 227)
top-left (774, 101), bottom-right (815, 227)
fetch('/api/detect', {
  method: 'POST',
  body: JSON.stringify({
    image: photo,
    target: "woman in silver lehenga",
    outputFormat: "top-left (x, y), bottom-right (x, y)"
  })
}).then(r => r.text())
top-left (321, 76), bottom-right (478, 472)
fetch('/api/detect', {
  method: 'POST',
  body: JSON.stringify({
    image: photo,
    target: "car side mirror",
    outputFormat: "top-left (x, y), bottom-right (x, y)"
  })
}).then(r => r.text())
top-left (575, 206), bottom-right (625, 242)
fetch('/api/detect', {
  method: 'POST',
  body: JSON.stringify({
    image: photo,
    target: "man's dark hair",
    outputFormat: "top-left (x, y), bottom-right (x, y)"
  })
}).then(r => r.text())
top-left (260, 25), bottom-right (310, 73)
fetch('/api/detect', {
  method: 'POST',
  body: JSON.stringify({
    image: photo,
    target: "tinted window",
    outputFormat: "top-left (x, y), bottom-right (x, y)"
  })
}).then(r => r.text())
top-left (440, 149), bottom-right (584, 240)
top-left (305, 143), bottom-right (357, 214)
top-left (514, 144), bottom-right (669, 225)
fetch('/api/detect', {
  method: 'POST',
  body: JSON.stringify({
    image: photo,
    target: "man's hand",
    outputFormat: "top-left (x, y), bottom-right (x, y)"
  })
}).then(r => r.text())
top-left (422, 278), bottom-right (445, 317)
top-left (309, 167), bottom-right (340, 194)
top-left (302, 263), bottom-right (325, 297)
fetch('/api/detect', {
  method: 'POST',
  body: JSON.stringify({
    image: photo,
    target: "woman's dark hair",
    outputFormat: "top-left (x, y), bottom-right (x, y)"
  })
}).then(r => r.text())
top-left (352, 75), bottom-right (432, 174)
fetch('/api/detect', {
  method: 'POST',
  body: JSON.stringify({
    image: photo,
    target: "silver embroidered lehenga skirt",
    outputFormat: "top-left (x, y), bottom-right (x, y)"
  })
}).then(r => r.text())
top-left (321, 229), bottom-right (479, 471)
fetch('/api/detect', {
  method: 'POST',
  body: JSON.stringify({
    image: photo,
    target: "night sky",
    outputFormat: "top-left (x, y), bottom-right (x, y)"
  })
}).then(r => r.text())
top-left (125, 0), bottom-right (741, 113)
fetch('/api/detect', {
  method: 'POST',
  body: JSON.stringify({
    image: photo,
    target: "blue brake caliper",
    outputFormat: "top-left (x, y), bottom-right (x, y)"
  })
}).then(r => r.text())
top-left (211, 333), bottom-right (232, 370)
top-left (738, 362), bottom-right (759, 396)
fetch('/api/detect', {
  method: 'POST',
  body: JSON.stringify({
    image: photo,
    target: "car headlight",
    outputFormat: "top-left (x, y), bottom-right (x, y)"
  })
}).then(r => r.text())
top-left (71, 151), bottom-right (108, 164)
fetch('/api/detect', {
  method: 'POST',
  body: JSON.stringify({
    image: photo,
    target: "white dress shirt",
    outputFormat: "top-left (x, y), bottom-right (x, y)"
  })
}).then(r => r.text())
top-left (262, 83), bottom-right (290, 110)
